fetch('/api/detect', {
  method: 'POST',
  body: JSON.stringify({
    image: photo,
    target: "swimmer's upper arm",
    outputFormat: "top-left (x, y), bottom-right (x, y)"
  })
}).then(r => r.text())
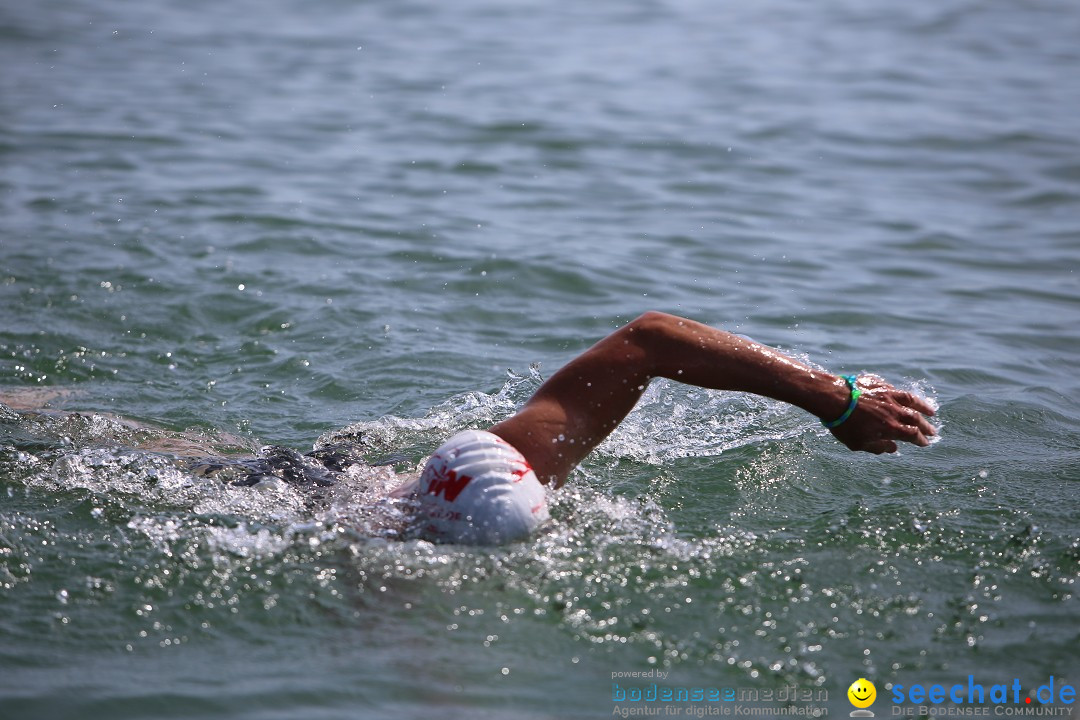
top-left (489, 316), bottom-right (657, 487)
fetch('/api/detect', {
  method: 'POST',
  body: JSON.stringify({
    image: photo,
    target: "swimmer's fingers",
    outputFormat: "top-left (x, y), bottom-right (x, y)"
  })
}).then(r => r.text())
top-left (861, 439), bottom-right (898, 454)
top-left (876, 394), bottom-right (936, 447)
top-left (856, 376), bottom-right (938, 436)
top-left (837, 426), bottom-right (909, 454)
top-left (891, 388), bottom-right (936, 417)
top-left (908, 408), bottom-right (937, 441)
top-left (856, 376), bottom-right (936, 417)
top-left (894, 414), bottom-right (933, 447)
top-left (882, 387), bottom-right (937, 444)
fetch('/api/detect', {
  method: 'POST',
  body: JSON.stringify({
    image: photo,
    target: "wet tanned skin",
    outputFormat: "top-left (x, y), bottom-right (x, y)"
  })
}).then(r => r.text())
top-left (490, 312), bottom-right (935, 487)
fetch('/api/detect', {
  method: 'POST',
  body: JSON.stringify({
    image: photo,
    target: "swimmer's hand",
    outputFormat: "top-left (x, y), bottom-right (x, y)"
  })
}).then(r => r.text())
top-left (827, 375), bottom-right (937, 454)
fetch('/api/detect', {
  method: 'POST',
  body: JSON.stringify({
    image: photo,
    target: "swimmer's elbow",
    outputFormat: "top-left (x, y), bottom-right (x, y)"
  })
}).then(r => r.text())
top-left (625, 310), bottom-right (678, 339)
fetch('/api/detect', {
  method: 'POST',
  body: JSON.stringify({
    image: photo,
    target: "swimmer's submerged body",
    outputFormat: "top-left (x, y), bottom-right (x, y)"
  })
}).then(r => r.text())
top-left (3, 312), bottom-right (937, 545)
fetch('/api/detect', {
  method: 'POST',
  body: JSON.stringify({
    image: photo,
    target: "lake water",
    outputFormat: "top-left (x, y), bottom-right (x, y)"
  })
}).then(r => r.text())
top-left (2, 1), bottom-right (1078, 717)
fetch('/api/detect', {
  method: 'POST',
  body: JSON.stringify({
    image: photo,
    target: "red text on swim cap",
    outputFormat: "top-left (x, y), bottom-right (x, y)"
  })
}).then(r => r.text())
top-left (426, 468), bottom-right (471, 503)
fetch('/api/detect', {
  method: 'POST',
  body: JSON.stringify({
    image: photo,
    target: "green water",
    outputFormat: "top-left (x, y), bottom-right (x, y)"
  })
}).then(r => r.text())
top-left (2, 1), bottom-right (1078, 718)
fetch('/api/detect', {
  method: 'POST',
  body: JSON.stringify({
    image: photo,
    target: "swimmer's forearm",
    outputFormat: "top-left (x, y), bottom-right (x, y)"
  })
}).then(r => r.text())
top-left (634, 312), bottom-right (851, 421)
top-left (636, 312), bottom-right (936, 454)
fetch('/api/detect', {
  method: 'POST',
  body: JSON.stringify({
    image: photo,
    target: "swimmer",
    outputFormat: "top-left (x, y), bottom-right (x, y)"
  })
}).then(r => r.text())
top-left (2, 311), bottom-right (936, 546)
top-left (406, 311), bottom-right (936, 545)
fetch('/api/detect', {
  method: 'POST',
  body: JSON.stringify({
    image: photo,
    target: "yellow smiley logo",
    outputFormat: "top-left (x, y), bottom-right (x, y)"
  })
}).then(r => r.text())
top-left (847, 678), bottom-right (877, 709)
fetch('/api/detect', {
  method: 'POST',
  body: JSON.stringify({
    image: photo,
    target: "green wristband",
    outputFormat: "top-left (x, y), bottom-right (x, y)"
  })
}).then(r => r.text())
top-left (822, 375), bottom-right (862, 429)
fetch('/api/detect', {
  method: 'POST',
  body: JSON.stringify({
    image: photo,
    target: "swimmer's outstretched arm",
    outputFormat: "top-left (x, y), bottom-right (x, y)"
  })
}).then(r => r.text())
top-left (489, 311), bottom-right (936, 487)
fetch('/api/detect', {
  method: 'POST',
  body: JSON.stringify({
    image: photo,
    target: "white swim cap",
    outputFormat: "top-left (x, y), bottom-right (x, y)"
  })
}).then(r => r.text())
top-left (416, 430), bottom-right (550, 545)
